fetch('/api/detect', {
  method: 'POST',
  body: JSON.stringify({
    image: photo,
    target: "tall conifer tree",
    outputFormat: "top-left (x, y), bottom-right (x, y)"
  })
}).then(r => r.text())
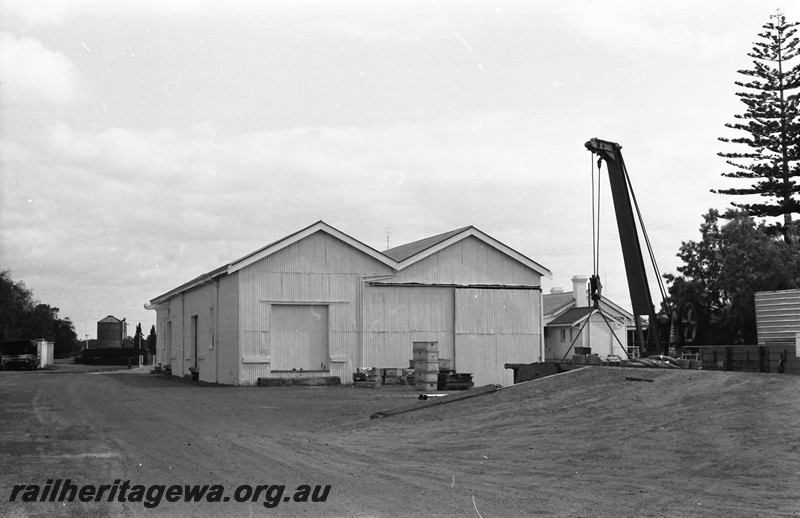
top-left (715, 11), bottom-right (800, 242)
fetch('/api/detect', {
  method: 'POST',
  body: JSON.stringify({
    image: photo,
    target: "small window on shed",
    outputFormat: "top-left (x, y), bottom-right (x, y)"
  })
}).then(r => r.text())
top-left (559, 329), bottom-right (566, 342)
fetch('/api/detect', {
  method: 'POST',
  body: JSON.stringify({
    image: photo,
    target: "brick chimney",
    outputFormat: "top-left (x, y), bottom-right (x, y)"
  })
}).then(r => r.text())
top-left (572, 275), bottom-right (589, 307)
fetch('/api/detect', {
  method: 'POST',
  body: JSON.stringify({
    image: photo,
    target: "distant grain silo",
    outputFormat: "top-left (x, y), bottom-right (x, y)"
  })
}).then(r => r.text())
top-left (97, 315), bottom-right (125, 348)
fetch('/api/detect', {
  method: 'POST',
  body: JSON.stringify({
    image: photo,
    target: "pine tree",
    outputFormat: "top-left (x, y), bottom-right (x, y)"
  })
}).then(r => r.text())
top-left (134, 323), bottom-right (143, 351)
top-left (146, 325), bottom-right (157, 356)
top-left (715, 11), bottom-right (800, 242)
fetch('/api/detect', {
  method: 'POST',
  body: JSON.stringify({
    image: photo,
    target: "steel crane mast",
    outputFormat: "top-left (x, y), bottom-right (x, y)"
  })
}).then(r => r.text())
top-left (584, 138), bottom-right (663, 356)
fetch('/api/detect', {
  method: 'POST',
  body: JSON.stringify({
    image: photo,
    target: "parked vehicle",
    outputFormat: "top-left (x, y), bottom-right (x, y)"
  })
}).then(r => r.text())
top-left (1, 339), bottom-right (40, 370)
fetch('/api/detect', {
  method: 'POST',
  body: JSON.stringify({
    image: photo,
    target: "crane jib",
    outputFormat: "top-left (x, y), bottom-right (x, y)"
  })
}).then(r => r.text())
top-left (585, 138), bottom-right (663, 354)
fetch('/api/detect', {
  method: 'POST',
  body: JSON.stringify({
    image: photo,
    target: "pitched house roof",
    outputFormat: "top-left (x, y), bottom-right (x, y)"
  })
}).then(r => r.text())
top-left (547, 307), bottom-right (594, 326)
top-left (543, 292), bottom-right (574, 316)
top-left (543, 294), bottom-right (634, 328)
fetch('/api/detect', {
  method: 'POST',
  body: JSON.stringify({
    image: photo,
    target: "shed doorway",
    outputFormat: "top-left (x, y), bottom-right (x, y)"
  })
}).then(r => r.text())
top-left (271, 305), bottom-right (329, 371)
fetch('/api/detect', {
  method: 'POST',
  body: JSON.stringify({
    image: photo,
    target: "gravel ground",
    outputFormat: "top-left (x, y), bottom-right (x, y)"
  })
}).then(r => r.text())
top-left (1, 363), bottom-right (798, 517)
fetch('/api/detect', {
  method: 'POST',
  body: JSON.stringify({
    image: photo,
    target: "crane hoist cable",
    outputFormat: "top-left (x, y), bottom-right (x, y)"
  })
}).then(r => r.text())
top-left (591, 153), bottom-right (601, 278)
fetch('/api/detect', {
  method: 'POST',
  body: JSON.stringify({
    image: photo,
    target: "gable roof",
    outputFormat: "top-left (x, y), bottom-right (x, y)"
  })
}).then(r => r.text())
top-left (148, 221), bottom-right (552, 305)
top-left (387, 226), bottom-right (552, 277)
top-left (228, 220), bottom-right (396, 273)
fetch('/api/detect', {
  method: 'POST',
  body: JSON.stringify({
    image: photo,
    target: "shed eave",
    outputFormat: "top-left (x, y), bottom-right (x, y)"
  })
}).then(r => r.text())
top-left (148, 264), bottom-right (229, 306)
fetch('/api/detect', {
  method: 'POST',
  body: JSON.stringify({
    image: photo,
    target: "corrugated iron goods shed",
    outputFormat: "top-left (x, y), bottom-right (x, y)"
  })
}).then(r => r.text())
top-left (146, 221), bottom-right (551, 387)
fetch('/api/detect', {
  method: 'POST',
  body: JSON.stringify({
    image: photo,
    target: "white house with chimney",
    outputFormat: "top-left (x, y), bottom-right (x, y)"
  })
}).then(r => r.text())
top-left (543, 275), bottom-right (634, 361)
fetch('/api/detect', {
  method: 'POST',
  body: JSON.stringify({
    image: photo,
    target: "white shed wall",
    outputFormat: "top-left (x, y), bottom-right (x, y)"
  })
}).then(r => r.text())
top-left (153, 272), bottom-right (239, 384)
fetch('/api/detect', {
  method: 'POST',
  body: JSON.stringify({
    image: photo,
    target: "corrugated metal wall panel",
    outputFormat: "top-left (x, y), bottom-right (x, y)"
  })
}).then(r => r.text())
top-left (455, 288), bottom-right (541, 386)
top-left (362, 286), bottom-right (455, 369)
top-left (217, 274), bottom-right (239, 385)
top-left (261, 231), bottom-right (393, 275)
top-left (756, 289), bottom-right (800, 344)
top-left (456, 288), bottom-right (537, 334)
top-left (393, 236), bottom-right (541, 286)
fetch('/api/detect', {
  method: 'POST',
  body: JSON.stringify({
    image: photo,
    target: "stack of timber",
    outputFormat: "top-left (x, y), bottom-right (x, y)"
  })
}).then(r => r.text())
top-left (413, 341), bottom-right (439, 391)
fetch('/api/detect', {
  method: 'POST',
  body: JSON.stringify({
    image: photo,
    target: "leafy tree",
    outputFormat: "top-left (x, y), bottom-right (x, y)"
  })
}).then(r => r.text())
top-left (714, 12), bottom-right (800, 242)
top-left (0, 270), bottom-right (80, 357)
top-left (665, 209), bottom-right (800, 344)
top-left (0, 270), bottom-right (35, 342)
top-left (54, 318), bottom-right (81, 358)
top-left (22, 303), bottom-right (60, 339)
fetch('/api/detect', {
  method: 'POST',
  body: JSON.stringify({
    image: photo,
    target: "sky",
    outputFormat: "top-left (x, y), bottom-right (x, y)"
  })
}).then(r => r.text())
top-left (1, 0), bottom-right (795, 339)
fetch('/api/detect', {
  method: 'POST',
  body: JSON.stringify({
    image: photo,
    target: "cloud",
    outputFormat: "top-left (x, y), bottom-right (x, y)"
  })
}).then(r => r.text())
top-left (547, 0), bottom-right (744, 59)
top-left (1, 0), bottom-right (71, 25)
top-left (0, 32), bottom-right (80, 104)
top-left (31, 114), bottom-right (575, 280)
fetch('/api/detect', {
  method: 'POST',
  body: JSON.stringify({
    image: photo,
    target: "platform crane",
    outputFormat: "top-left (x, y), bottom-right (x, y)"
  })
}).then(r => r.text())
top-left (584, 138), bottom-right (697, 358)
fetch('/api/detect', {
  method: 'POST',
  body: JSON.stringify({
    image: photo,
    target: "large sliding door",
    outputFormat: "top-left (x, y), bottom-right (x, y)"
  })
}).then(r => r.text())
top-left (271, 305), bottom-right (329, 371)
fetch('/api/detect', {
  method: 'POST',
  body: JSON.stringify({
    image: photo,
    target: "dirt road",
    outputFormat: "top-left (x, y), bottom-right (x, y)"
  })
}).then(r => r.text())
top-left (1, 364), bottom-right (798, 517)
